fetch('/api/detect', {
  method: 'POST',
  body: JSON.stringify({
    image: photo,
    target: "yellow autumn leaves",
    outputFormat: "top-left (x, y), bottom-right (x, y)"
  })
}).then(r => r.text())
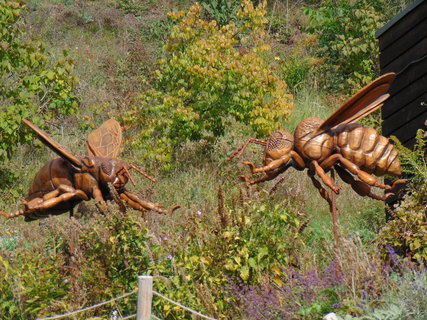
top-left (123, 0), bottom-right (294, 162)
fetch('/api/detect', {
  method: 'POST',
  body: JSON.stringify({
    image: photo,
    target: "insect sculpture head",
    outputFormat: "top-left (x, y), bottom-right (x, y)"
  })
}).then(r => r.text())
top-left (0, 119), bottom-right (179, 221)
top-left (80, 157), bottom-right (127, 188)
top-left (264, 130), bottom-right (296, 169)
top-left (228, 73), bottom-right (406, 206)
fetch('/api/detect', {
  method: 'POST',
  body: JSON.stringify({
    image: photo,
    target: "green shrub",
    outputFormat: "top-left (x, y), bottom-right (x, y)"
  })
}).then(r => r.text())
top-left (121, 0), bottom-right (294, 163)
top-left (390, 130), bottom-right (427, 185)
top-left (151, 195), bottom-right (306, 318)
top-left (277, 35), bottom-right (322, 92)
top-left (0, 209), bottom-right (156, 319)
top-left (0, 243), bottom-right (70, 319)
top-left (377, 131), bottom-right (427, 263)
top-left (304, 0), bottom-right (385, 93)
top-left (378, 186), bottom-right (427, 263)
top-left (0, 0), bottom-right (79, 161)
top-left (200, 0), bottom-right (240, 26)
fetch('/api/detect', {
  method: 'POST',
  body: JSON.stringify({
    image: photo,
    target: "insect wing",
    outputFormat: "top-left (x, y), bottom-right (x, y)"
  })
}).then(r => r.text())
top-left (87, 119), bottom-right (122, 158)
top-left (313, 73), bottom-right (396, 135)
top-left (22, 119), bottom-right (82, 168)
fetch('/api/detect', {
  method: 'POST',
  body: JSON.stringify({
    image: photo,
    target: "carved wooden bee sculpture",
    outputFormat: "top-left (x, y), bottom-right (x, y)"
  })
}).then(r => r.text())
top-left (228, 73), bottom-right (405, 208)
top-left (0, 119), bottom-right (180, 221)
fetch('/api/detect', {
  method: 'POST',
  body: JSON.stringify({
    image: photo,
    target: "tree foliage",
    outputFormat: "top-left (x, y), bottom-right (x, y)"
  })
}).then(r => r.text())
top-left (304, 0), bottom-right (385, 93)
top-left (121, 0), bottom-right (294, 163)
top-left (0, 0), bottom-right (79, 161)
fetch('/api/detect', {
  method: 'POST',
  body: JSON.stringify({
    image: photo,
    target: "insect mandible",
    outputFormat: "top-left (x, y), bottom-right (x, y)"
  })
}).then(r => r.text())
top-left (228, 73), bottom-right (406, 209)
top-left (1, 119), bottom-right (180, 221)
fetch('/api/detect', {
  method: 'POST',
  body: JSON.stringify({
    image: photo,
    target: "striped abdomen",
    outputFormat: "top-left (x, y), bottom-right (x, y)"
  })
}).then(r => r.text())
top-left (333, 123), bottom-right (401, 176)
top-left (26, 158), bottom-right (78, 220)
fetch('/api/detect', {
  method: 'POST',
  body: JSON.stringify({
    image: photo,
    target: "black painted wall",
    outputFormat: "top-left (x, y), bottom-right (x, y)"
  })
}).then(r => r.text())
top-left (376, 0), bottom-right (427, 148)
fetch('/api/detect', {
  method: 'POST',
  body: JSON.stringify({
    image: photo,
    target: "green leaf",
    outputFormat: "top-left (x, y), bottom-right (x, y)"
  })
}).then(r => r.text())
top-left (45, 70), bottom-right (55, 80)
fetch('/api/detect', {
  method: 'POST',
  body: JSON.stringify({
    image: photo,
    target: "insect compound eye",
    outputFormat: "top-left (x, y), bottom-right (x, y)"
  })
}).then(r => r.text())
top-left (267, 130), bottom-right (294, 152)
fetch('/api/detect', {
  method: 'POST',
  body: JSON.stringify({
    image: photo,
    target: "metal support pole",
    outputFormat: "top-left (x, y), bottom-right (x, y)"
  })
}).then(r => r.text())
top-left (330, 169), bottom-right (341, 275)
top-left (136, 275), bottom-right (153, 320)
top-left (331, 169), bottom-right (339, 251)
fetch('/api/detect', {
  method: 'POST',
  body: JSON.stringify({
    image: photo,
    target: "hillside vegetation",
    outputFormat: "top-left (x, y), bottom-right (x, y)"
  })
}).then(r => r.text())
top-left (0, 0), bottom-right (425, 319)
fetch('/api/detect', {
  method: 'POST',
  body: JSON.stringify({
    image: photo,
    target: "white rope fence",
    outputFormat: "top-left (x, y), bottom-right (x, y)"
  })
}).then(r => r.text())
top-left (36, 275), bottom-right (217, 320)
top-left (37, 289), bottom-right (137, 320)
top-left (152, 290), bottom-right (217, 320)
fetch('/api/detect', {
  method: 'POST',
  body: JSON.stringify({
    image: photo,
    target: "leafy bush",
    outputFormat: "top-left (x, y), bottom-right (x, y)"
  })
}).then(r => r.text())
top-left (149, 194), bottom-right (307, 318)
top-left (0, 209), bottom-right (155, 319)
top-left (390, 130), bottom-right (427, 185)
top-left (377, 131), bottom-right (427, 263)
top-left (277, 35), bottom-right (322, 92)
top-left (0, 0), bottom-right (79, 161)
top-left (378, 185), bottom-right (427, 263)
top-left (200, 0), bottom-right (240, 26)
top-left (0, 230), bottom-right (70, 319)
top-left (121, 0), bottom-right (294, 163)
top-left (0, 194), bottom-right (306, 319)
top-left (304, 0), bottom-right (385, 93)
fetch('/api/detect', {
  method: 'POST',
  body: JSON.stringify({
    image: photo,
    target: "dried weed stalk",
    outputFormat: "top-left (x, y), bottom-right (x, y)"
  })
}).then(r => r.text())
top-left (334, 235), bottom-right (390, 301)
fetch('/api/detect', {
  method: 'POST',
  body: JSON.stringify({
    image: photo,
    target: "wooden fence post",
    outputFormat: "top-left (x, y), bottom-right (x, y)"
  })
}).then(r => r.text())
top-left (137, 275), bottom-right (153, 320)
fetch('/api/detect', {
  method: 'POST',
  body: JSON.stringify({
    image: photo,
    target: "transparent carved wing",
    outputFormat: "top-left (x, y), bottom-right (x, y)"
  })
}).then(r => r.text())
top-left (86, 119), bottom-right (122, 158)
top-left (313, 73), bottom-right (396, 136)
top-left (23, 119), bottom-right (82, 168)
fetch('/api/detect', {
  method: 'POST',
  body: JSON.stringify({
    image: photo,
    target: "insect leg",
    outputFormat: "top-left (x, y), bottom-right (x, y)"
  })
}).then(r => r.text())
top-left (307, 171), bottom-right (333, 211)
top-left (108, 183), bottom-right (127, 214)
top-left (227, 138), bottom-right (267, 161)
top-left (320, 154), bottom-right (395, 190)
top-left (0, 208), bottom-right (25, 219)
top-left (334, 165), bottom-right (386, 201)
top-left (120, 189), bottom-right (180, 215)
top-left (242, 157), bottom-right (290, 174)
top-left (41, 184), bottom-right (86, 201)
top-left (309, 160), bottom-right (342, 194)
top-left (1, 185), bottom-right (89, 219)
top-left (239, 170), bottom-right (280, 185)
top-left (242, 151), bottom-right (304, 174)
top-left (25, 186), bottom-right (89, 214)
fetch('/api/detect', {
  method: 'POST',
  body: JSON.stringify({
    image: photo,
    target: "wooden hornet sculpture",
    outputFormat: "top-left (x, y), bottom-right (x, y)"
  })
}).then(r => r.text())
top-left (1, 119), bottom-right (180, 221)
top-left (228, 73), bottom-right (405, 208)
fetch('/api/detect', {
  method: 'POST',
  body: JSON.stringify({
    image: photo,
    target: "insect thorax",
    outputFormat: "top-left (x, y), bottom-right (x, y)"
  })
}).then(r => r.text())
top-left (294, 118), bottom-right (333, 161)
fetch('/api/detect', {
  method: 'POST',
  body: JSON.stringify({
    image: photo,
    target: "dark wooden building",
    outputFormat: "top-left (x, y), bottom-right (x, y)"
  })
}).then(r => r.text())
top-left (376, 0), bottom-right (427, 148)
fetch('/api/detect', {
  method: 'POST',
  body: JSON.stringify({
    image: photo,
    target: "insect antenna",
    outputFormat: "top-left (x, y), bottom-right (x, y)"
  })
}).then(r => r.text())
top-left (123, 166), bottom-right (137, 186)
top-left (129, 165), bottom-right (156, 182)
